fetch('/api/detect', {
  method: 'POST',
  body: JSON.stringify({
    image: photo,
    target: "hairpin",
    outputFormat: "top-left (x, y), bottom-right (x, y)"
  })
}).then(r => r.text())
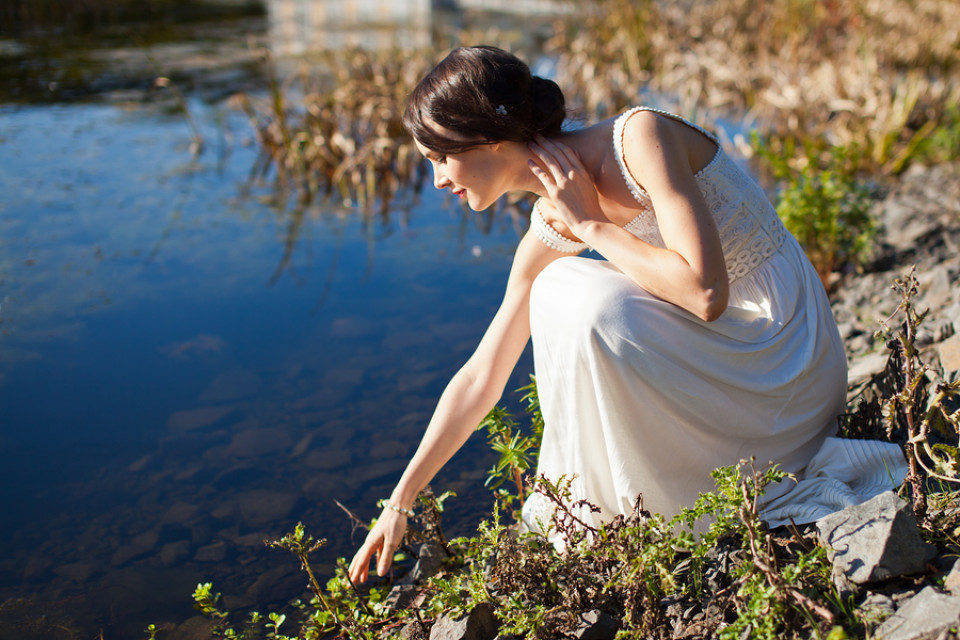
top-left (496, 104), bottom-right (508, 116)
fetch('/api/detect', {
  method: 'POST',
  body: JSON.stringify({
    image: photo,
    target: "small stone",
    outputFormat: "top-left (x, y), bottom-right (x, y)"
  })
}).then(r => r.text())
top-left (847, 351), bottom-right (890, 385)
top-left (385, 584), bottom-right (419, 610)
top-left (411, 542), bottom-right (446, 583)
top-left (860, 592), bottom-right (896, 626)
top-left (874, 586), bottom-right (960, 640)
top-left (945, 561), bottom-right (960, 595)
top-left (429, 602), bottom-right (499, 640)
top-left (573, 609), bottom-right (620, 640)
top-left (937, 333), bottom-right (960, 373)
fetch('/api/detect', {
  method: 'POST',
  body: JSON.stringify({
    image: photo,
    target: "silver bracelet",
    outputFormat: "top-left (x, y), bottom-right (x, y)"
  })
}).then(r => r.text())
top-left (378, 499), bottom-right (415, 517)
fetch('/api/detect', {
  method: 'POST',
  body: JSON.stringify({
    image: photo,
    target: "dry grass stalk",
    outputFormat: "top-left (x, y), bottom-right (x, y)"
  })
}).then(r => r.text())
top-left (550, 0), bottom-right (960, 174)
top-left (229, 45), bottom-right (434, 214)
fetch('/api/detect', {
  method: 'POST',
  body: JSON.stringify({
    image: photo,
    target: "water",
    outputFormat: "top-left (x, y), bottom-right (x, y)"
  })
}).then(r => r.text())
top-left (0, 53), bottom-right (535, 640)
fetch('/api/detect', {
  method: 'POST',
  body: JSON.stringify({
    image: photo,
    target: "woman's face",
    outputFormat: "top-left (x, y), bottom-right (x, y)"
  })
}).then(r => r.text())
top-left (413, 119), bottom-right (509, 212)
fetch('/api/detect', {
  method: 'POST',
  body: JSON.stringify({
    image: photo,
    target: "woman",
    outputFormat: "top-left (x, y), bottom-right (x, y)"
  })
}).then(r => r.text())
top-left (348, 46), bottom-right (904, 583)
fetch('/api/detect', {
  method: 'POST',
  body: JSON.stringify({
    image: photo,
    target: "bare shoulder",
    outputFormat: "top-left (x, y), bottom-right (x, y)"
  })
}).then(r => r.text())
top-left (620, 109), bottom-right (677, 150)
top-left (618, 111), bottom-right (691, 191)
top-left (619, 110), bottom-right (716, 189)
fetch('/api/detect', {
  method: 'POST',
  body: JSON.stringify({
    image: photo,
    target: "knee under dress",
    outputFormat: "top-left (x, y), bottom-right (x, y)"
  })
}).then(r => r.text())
top-left (520, 107), bottom-right (906, 536)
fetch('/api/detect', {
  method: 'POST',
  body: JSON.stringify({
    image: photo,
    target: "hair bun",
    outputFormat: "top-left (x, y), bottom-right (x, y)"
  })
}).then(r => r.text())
top-left (530, 76), bottom-right (566, 136)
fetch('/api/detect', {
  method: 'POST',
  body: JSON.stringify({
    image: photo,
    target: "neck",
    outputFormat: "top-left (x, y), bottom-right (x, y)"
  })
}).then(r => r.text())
top-left (500, 132), bottom-right (593, 199)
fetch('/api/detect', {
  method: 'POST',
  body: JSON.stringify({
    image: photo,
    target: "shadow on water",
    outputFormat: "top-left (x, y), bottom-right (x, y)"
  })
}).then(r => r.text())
top-left (0, 1), bottom-right (569, 637)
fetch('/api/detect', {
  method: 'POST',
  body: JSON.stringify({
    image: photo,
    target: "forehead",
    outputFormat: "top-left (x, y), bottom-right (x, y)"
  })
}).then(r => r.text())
top-left (413, 115), bottom-right (479, 158)
top-left (413, 138), bottom-right (438, 159)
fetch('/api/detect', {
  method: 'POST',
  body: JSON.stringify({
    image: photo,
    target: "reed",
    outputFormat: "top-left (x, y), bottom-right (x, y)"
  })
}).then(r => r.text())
top-left (550, 0), bottom-right (960, 175)
top-left (229, 46), bottom-right (432, 214)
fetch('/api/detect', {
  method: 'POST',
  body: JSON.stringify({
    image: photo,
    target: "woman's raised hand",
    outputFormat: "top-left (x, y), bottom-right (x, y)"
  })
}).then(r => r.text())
top-left (347, 508), bottom-right (408, 583)
top-left (527, 135), bottom-right (604, 232)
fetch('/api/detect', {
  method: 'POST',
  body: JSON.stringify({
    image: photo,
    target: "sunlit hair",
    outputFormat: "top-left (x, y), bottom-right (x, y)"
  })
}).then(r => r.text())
top-left (403, 46), bottom-right (566, 154)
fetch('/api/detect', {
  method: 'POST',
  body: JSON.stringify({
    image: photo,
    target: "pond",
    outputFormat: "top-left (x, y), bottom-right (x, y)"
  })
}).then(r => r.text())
top-left (0, 3), bottom-right (565, 637)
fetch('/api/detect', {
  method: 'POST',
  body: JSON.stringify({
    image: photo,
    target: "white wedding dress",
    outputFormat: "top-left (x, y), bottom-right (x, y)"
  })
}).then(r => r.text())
top-left (521, 107), bottom-right (906, 536)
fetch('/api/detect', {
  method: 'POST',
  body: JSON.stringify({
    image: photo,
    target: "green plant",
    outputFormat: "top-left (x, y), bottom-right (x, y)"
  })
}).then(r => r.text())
top-left (477, 377), bottom-right (544, 513)
top-left (755, 136), bottom-right (876, 287)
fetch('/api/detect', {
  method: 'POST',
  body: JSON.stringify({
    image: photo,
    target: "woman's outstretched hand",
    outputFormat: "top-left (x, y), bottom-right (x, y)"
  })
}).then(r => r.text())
top-left (347, 508), bottom-right (409, 584)
top-left (527, 135), bottom-right (604, 233)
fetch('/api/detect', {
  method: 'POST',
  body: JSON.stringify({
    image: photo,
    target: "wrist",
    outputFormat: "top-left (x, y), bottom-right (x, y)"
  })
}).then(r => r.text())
top-left (572, 218), bottom-right (604, 240)
top-left (378, 499), bottom-right (415, 517)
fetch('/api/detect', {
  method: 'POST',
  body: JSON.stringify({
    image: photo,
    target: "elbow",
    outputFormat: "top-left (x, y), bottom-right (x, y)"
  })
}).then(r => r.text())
top-left (697, 280), bottom-right (729, 322)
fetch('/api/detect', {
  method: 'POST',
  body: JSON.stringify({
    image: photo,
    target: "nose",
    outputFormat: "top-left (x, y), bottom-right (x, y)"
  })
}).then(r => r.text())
top-left (432, 163), bottom-right (449, 190)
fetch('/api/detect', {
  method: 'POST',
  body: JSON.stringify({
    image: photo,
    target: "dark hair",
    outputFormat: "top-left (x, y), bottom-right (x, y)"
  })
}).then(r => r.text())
top-left (403, 46), bottom-right (566, 154)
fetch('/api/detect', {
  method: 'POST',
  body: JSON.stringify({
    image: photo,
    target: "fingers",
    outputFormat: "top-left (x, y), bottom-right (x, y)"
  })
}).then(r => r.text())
top-left (348, 540), bottom-right (377, 583)
top-left (347, 514), bottom-right (406, 583)
top-left (528, 136), bottom-right (584, 184)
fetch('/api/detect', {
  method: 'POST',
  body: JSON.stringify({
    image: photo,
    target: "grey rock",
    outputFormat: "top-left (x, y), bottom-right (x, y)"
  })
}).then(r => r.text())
top-left (938, 333), bottom-right (960, 373)
top-left (429, 602), bottom-right (499, 640)
top-left (573, 609), bottom-right (620, 640)
top-left (396, 621), bottom-right (429, 640)
top-left (874, 586), bottom-right (960, 640)
top-left (412, 542), bottom-right (446, 583)
top-left (816, 491), bottom-right (935, 585)
top-left (945, 561), bottom-right (960, 595)
top-left (921, 266), bottom-right (956, 309)
top-left (860, 592), bottom-right (897, 626)
top-left (385, 584), bottom-right (419, 610)
top-left (847, 350), bottom-right (889, 385)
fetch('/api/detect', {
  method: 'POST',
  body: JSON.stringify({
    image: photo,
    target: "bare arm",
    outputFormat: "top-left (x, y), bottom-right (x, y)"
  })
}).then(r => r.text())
top-left (529, 112), bottom-right (728, 321)
top-left (348, 231), bottom-right (565, 582)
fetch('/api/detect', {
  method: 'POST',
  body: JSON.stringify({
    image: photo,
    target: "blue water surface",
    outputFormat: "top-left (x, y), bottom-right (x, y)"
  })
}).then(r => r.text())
top-left (0, 98), bottom-right (533, 635)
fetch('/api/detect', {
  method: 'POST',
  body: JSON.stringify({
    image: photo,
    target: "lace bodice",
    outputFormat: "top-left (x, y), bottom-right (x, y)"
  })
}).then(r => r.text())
top-left (531, 106), bottom-right (788, 284)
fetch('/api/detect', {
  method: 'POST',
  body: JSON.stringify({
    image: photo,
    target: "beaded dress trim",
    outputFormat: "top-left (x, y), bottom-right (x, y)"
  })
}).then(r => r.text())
top-left (528, 106), bottom-right (787, 283)
top-left (530, 199), bottom-right (589, 253)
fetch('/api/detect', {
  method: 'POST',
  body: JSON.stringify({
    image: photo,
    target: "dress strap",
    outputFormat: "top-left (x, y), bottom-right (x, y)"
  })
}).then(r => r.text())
top-left (613, 106), bottom-right (719, 203)
top-left (529, 199), bottom-right (589, 254)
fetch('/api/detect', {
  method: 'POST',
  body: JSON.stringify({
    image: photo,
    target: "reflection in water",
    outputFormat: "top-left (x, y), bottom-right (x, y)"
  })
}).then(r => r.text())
top-left (0, 97), bottom-right (533, 638)
top-left (0, 3), bottom-right (578, 636)
top-left (265, 0), bottom-right (571, 55)
top-left (267, 0), bottom-right (436, 54)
